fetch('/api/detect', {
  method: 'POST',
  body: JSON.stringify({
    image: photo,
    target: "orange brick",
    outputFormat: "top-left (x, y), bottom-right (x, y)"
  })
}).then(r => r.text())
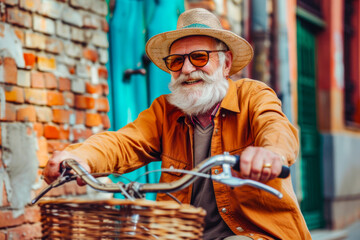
top-left (44, 72), bottom-right (57, 89)
top-left (45, 37), bottom-right (63, 54)
top-left (101, 114), bottom-right (111, 129)
top-left (85, 113), bottom-right (101, 127)
top-left (0, 103), bottom-right (16, 121)
top-left (0, 23), bottom-right (4, 37)
top-left (101, 19), bottom-right (109, 32)
top-left (83, 48), bottom-right (98, 62)
top-left (75, 111), bottom-right (85, 124)
top-left (4, 85), bottom-right (24, 103)
top-left (7, 7), bottom-right (32, 29)
top-left (20, 0), bottom-right (41, 12)
top-left (3, 57), bottom-right (17, 84)
top-left (0, 222), bottom-right (41, 239)
top-left (24, 88), bottom-right (47, 105)
top-left (23, 52), bottom-right (36, 69)
top-left (74, 95), bottom-right (95, 109)
top-left (85, 82), bottom-right (103, 94)
top-left (0, 210), bottom-right (25, 228)
top-left (72, 127), bottom-right (92, 141)
top-left (35, 106), bottom-right (52, 122)
top-left (52, 109), bottom-right (71, 123)
top-left (17, 105), bottom-right (36, 122)
top-left (98, 66), bottom-right (108, 79)
top-left (47, 91), bottom-right (64, 106)
top-left (37, 55), bottom-right (56, 71)
top-left (24, 206), bottom-right (41, 224)
top-left (58, 77), bottom-right (71, 91)
top-left (31, 71), bottom-right (45, 88)
top-left (47, 140), bottom-right (69, 153)
top-left (68, 65), bottom-right (75, 75)
top-left (14, 27), bottom-right (25, 45)
top-left (37, 137), bottom-right (48, 167)
top-left (33, 122), bottom-right (44, 137)
top-left (2, 179), bottom-right (10, 207)
top-left (187, 2), bottom-right (216, 11)
top-left (59, 125), bottom-right (70, 140)
top-left (96, 97), bottom-right (110, 112)
top-left (102, 83), bottom-right (109, 96)
top-left (63, 91), bottom-right (75, 107)
top-left (219, 17), bottom-right (231, 30)
top-left (44, 124), bottom-right (60, 139)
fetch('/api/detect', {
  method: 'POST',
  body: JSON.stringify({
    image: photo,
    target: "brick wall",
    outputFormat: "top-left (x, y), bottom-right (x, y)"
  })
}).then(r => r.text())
top-left (0, 0), bottom-right (110, 238)
top-left (0, 0), bottom-right (246, 238)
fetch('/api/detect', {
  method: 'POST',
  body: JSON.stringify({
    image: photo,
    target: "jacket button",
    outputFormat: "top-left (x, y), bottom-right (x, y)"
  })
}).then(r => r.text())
top-left (221, 208), bottom-right (227, 213)
top-left (215, 128), bottom-right (219, 134)
top-left (236, 226), bottom-right (244, 232)
top-left (222, 113), bottom-right (226, 118)
top-left (214, 169), bottom-right (219, 174)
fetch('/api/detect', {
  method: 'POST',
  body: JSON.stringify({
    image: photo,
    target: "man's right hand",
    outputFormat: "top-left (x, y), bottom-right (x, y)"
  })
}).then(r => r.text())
top-left (43, 150), bottom-right (91, 186)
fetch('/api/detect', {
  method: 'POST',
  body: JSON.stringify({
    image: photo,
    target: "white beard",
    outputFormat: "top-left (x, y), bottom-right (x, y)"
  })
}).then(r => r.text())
top-left (167, 65), bottom-right (229, 116)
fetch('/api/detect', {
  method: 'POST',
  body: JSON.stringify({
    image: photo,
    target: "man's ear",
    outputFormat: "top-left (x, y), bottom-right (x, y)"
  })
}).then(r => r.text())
top-left (223, 51), bottom-right (233, 77)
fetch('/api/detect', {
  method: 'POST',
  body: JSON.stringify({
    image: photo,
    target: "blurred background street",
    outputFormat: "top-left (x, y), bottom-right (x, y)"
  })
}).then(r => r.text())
top-left (0, 0), bottom-right (359, 239)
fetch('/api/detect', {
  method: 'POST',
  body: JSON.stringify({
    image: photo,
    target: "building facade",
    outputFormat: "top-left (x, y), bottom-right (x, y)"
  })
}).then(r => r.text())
top-left (1, 0), bottom-right (360, 238)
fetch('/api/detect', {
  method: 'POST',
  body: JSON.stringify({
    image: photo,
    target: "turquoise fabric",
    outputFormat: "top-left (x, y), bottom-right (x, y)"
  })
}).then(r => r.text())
top-left (107, 0), bottom-right (184, 200)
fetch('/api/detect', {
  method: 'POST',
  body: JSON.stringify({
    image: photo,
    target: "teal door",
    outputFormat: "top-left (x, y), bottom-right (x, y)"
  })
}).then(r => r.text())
top-left (297, 19), bottom-right (324, 229)
top-left (107, 0), bottom-right (184, 200)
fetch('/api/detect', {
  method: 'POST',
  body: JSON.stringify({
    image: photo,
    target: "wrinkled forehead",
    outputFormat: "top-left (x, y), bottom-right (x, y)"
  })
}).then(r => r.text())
top-left (169, 35), bottom-right (218, 53)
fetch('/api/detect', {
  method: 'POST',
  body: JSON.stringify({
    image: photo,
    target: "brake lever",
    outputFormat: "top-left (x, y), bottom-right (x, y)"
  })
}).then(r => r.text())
top-left (31, 163), bottom-right (76, 205)
top-left (211, 163), bottom-right (283, 199)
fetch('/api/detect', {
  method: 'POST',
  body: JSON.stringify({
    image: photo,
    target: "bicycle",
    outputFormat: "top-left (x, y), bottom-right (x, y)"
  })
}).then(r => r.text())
top-left (32, 152), bottom-right (290, 239)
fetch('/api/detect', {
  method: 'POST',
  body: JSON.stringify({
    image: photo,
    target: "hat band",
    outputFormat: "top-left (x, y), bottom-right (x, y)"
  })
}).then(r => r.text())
top-left (182, 23), bottom-right (210, 29)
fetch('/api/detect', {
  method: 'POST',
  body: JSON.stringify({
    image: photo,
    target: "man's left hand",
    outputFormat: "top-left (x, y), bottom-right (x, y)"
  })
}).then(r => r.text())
top-left (239, 146), bottom-right (285, 183)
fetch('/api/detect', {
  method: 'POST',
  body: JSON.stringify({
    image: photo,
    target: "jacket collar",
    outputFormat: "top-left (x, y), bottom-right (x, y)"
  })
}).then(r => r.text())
top-left (219, 78), bottom-right (241, 113)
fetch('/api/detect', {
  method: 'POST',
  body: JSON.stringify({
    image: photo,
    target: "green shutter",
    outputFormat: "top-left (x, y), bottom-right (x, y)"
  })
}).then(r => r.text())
top-left (297, 19), bottom-right (324, 229)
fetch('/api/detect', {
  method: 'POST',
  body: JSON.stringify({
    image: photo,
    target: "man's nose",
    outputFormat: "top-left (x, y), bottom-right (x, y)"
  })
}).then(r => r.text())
top-left (181, 56), bottom-right (196, 74)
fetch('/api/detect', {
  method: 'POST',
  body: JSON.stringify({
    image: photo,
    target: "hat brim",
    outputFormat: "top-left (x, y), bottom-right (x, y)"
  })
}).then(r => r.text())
top-left (145, 28), bottom-right (253, 76)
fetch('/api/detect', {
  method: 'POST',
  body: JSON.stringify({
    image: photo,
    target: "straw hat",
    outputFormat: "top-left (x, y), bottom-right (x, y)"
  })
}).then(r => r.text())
top-left (145, 8), bottom-right (253, 76)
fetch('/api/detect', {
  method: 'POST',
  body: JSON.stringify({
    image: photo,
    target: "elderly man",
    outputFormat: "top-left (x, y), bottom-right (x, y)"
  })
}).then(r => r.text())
top-left (44, 8), bottom-right (311, 240)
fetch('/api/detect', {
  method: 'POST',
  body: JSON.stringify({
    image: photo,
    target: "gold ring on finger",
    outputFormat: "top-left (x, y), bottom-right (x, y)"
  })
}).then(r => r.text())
top-left (263, 163), bottom-right (272, 168)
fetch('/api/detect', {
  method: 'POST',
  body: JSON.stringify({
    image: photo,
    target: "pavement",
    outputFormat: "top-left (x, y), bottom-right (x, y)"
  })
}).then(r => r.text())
top-left (311, 221), bottom-right (360, 240)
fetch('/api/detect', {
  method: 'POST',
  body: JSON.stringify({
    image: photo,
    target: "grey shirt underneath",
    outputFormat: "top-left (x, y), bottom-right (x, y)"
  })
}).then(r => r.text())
top-left (191, 123), bottom-right (234, 240)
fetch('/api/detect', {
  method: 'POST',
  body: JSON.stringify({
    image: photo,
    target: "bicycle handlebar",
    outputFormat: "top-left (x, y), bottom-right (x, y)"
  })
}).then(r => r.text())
top-left (32, 152), bottom-right (290, 204)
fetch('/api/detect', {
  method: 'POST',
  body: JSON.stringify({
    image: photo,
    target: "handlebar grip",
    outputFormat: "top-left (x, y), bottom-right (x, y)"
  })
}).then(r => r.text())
top-left (232, 155), bottom-right (290, 179)
top-left (278, 165), bottom-right (290, 178)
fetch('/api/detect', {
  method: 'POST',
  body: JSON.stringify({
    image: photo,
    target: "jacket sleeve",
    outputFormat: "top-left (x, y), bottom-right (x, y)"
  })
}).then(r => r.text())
top-left (248, 81), bottom-right (299, 165)
top-left (64, 96), bottom-right (166, 173)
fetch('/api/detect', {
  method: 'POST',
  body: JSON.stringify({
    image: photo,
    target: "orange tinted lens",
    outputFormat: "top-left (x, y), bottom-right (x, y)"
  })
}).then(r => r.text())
top-left (166, 55), bottom-right (184, 71)
top-left (189, 51), bottom-right (208, 67)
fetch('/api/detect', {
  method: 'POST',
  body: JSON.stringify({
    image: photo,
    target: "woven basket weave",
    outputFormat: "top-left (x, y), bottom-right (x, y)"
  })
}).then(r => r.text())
top-left (39, 199), bottom-right (206, 240)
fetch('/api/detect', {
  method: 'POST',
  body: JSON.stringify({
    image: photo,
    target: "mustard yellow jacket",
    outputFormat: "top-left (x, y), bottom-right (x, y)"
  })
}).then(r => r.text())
top-left (67, 78), bottom-right (311, 239)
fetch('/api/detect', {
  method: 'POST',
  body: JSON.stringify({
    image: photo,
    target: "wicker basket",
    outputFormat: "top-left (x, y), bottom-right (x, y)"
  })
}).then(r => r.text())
top-left (38, 199), bottom-right (206, 240)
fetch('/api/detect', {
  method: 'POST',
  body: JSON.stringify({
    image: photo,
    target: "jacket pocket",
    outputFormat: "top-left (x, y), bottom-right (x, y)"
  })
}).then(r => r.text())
top-left (160, 155), bottom-right (188, 177)
top-left (228, 143), bottom-right (254, 156)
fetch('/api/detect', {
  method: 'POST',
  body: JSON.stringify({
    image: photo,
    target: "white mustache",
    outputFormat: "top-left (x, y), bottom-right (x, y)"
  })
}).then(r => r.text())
top-left (172, 70), bottom-right (215, 86)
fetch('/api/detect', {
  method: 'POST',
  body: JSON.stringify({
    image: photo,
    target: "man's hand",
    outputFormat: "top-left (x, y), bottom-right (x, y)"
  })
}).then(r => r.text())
top-left (239, 146), bottom-right (285, 182)
top-left (43, 150), bottom-right (91, 186)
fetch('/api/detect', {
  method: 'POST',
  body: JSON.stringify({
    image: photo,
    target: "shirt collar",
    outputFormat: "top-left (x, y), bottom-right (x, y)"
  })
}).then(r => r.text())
top-left (190, 103), bottom-right (220, 126)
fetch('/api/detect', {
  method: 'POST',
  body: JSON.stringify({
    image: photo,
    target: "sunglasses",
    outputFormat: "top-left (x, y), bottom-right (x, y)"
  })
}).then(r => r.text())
top-left (163, 50), bottom-right (227, 72)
